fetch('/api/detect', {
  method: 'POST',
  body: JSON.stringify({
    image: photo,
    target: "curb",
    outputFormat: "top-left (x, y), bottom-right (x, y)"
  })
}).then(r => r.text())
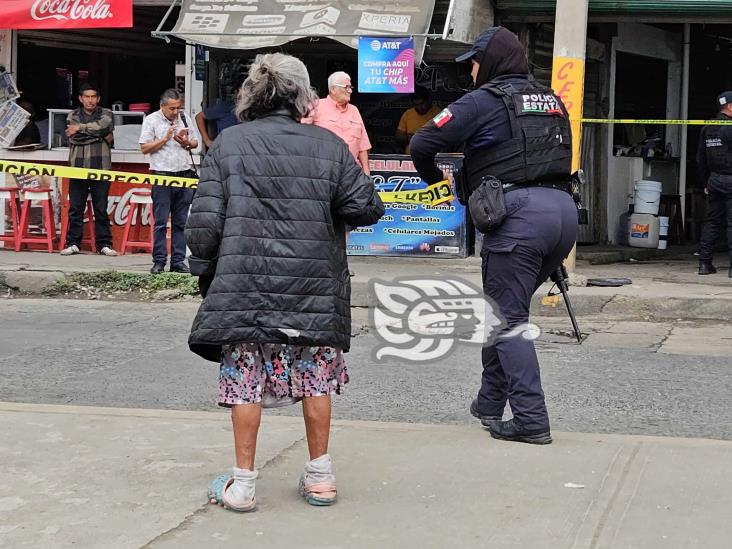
top-left (352, 281), bottom-right (732, 321)
top-left (4, 268), bottom-right (732, 322)
top-left (575, 246), bottom-right (697, 265)
top-left (1, 270), bottom-right (66, 293)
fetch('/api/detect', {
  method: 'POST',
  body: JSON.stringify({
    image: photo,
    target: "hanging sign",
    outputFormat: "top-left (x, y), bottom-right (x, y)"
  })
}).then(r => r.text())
top-left (170, 1), bottom-right (434, 63)
top-left (358, 36), bottom-right (414, 94)
top-left (1, 0), bottom-right (133, 30)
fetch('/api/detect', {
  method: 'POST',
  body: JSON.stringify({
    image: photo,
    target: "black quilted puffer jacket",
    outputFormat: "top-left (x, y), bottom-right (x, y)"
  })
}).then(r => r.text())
top-left (185, 112), bottom-right (384, 361)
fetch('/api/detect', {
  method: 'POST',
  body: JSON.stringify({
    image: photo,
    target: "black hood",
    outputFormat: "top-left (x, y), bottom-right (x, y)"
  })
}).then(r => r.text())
top-left (474, 27), bottom-right (529, 88)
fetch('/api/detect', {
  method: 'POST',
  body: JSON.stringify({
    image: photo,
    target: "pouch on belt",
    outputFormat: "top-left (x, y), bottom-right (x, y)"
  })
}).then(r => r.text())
top-left (469, 175), bottom-right (507, 233)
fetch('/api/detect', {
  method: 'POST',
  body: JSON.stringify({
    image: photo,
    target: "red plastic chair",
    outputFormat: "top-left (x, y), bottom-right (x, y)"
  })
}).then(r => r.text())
top-left (0, 186), bottom-right (21, 249)
top-left (16, 188), bottom-right (57, 253)
top-left (120, 189), bottom-right (154, 254)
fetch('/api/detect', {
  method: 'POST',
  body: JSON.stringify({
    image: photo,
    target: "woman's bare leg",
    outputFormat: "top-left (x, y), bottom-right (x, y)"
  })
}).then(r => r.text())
top-left (302, 395), bottom-right (331, 459)
top-left (231, 403), bottom-right (262, 469)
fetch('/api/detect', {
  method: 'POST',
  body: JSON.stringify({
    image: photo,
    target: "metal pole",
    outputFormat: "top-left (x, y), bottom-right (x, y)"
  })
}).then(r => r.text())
top-left (442, 0), bottom-right (457, 40)
top-left (153, 0), bottom-right (180, 37)
top-left (550, 0), bottom-right (589, 273)
top-left (679, 23), bottom-right (691, 234)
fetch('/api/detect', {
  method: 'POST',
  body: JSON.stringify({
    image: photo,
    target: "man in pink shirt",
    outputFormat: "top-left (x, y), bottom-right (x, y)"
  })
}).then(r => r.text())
top-left (304, 71), bottom-right (371, 175)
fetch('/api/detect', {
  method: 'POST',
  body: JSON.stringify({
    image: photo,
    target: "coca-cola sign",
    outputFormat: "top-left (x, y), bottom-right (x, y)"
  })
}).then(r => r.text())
top-left (3, 0), bottom-right (132, 29)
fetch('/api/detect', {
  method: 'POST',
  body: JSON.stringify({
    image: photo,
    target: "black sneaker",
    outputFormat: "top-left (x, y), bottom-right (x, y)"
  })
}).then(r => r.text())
top-left (150, 263), bottom-right (165, 275)
top-left (698, 263), bottom-right (717, 275)
top-left (170, 263), bottom-right (190, 274)
top-left (469, 399), bottom-right (502, 423)
top-left (487, 418), bottom-right (552, 445)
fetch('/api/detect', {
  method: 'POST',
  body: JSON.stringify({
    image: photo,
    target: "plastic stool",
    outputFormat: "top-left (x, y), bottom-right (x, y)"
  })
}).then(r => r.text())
top-left (59, 198), bottom-right (97, 252)
top-left (120, 189), bottom-right (154, 254)
top-left (16, 188), bottom-right (57, 253)
top-left (659, 194), bottom-right (684, 245)
top-left (0, 186), bottom-right (21, 248)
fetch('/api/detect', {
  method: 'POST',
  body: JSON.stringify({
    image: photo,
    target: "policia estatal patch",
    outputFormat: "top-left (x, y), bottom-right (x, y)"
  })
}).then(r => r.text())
top-left (513, 93), bottom-right (565, 117)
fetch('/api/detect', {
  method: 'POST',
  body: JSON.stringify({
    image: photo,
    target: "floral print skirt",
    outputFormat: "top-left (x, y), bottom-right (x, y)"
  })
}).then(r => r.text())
top-left (218, 343), bottom-right (348, 407)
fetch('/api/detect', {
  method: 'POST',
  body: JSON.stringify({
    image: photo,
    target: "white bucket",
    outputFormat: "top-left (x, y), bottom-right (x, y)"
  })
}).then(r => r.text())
top-left (633, 180), bottom-right (663, 215)
top-left (658, 215), bottom-right (669, 249)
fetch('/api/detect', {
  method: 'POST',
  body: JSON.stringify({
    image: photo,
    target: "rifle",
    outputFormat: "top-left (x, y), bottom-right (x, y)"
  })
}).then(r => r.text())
top-left (549, 265), bottom-right (582, 343)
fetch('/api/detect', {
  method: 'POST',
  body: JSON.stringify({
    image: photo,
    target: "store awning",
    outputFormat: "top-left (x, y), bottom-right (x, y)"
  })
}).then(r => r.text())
top-left (1, 0), bottom-right (133, 29)
top-left (155, 0), bottom-right (438, 62)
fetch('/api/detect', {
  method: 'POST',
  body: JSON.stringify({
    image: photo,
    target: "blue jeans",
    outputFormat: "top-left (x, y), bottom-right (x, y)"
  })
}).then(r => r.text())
top-left (150, 181), bottom-right (193, 266)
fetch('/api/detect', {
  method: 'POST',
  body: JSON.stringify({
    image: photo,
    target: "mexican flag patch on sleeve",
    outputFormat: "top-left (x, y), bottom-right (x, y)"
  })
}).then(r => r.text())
top-left (432, 108), bottom-right (454, 128)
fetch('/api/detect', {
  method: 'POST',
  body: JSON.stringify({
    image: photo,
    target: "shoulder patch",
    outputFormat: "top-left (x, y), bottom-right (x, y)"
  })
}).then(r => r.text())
top-left (432, 108), bottom-right (454, 128)
top-left (512, 93), bottom-right (565, 117)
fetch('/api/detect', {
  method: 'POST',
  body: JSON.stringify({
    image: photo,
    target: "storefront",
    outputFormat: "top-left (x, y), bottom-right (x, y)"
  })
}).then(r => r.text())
top-left (496, 1), bottom-right (732, 246)
top-left (153, 0), bottom-right (490, 257)
top-left (0, 1), bottom-right (190, 249)
top-left (2, 0), bottom-right (495, 255)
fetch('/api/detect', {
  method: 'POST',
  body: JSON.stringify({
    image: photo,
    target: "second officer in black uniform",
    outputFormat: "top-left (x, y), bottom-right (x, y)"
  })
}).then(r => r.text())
top-left (697, 91), bottom-right (732, 277)
top-left (410, 27), bottom-right (578, 444)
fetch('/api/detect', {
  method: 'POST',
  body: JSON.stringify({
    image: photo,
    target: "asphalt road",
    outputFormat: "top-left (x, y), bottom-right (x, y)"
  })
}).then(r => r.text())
top-left (1, 298), bottom-right (730, 441)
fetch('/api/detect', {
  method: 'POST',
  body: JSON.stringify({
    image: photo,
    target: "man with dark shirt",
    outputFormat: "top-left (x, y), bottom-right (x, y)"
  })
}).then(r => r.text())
top-left (194, 75), bottom-right (244, 148)
top-left (60, 83), bottom-right (117, 256)
top-left (697, 91), bottom-right (732, 277)
top-left (696, 91), bottom-right (732, 278)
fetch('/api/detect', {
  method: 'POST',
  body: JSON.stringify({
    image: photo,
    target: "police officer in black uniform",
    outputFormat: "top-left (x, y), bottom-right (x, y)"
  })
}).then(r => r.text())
top-left (697, 91), bottom-right (732, 277)
top-left (410, 27), bottom-right (578, 445)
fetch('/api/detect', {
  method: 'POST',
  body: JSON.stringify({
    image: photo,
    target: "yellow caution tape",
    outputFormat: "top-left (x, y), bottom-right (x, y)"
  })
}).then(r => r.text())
top-left (0, 160), bottom-right (198, 188)
top-left (0, 161), bottom-right (456, 206)
top-left (579, 118), bottom-right (732, 125)
top-left (379, 180), bottom-right (455, 205)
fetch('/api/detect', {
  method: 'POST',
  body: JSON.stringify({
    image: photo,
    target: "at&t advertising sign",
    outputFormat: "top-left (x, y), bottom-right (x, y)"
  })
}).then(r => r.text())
top-left (358, 36), bottom-right (414, 94)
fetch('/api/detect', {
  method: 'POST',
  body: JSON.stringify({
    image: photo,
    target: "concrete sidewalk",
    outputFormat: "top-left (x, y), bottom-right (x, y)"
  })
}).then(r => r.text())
top-left (1, 402), bottom-right (731, 549)
top-left (1, 248), bottom-right (731, 320)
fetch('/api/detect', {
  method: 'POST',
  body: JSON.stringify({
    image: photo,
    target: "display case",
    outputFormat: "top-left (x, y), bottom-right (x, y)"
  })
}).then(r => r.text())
top-left (47, 109), bottom-right (146, 151)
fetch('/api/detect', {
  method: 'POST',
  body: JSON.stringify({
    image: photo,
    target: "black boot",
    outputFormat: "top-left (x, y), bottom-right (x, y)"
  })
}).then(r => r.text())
top-left (487, 418), bottom-right (552, 445)
top-left (698, 263), bottom-right (717, 275)
top-left (728, 265), bottom-right (732, 278)
top-left (469, 399), bottom-right (502, 423)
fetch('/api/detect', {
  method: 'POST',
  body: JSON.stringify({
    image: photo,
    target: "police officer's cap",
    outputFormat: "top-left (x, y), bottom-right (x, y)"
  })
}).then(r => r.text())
top-left (455, 27), bottom-right (503, 62)
top-left (718, 91), bottom-right (732, 107)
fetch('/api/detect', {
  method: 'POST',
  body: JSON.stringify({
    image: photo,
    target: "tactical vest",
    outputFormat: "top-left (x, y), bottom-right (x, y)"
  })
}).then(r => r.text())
top-left (703, 118), bottom-right (732, 175)
top-left (465, 79), bottom-right (572, 190)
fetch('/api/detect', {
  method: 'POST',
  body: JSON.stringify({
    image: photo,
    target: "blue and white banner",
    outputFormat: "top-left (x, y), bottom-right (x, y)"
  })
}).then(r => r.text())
top-left (348, 154), bottom-right (468, 258)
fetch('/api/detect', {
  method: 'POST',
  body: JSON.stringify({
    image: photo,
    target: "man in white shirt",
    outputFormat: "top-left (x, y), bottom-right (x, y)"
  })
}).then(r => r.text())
top-left (139, 89), bottom-right (199, 274)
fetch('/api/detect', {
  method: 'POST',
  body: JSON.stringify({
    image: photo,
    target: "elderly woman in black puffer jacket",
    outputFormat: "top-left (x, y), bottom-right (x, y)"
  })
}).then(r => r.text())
top-left (186, 53), bottom-right (384, 512)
